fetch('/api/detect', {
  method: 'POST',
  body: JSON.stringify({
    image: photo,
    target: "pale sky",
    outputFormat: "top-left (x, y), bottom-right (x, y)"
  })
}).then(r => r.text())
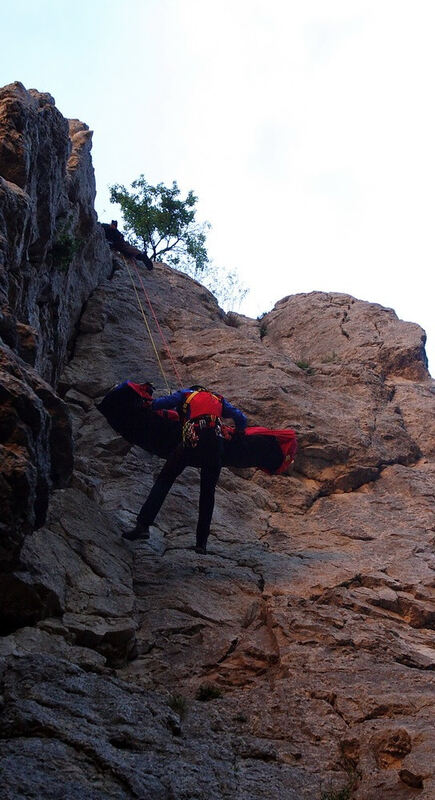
top-left (1, 0), bottom-right (434, 372)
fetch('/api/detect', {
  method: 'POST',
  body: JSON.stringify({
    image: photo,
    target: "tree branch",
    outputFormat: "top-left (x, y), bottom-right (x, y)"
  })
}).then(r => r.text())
top-left (156, 236), bottom-right (182, 256)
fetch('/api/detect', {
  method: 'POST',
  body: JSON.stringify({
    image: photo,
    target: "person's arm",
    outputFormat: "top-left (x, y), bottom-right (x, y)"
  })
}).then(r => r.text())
top-left (221, 398), bottom-right (247, 430)
top-left (151, 389), bottom-right (187, 411)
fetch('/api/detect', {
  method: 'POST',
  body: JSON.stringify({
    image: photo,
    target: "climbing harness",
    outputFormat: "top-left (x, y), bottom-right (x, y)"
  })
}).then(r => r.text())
top-left (182, 416), bottom-right (223, 447)
top-left (122, 255), bottom-right (183, 392)
top-left (181, 390), bottom-right (224, 446)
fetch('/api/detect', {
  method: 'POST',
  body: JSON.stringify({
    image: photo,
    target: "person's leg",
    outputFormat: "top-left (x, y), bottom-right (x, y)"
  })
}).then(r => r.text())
top-left (119, 241), bottom-right (153, 270)
top-left (196, 464), bottom-right (221, 551)
top-left (138, 444), bottom-right (187, 526)
top-left (123, 445), bottom-right (186, 540)
top-left (195, 429), bottom-right (223, 552)
top-left (137, 252), bottom-right (154, 271)
top-left (120, 242), bottom-right (140, 258)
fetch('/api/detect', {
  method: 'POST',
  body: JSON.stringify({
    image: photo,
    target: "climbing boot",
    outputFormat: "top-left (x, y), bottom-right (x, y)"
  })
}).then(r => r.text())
top-left (122, 524), bottom-right (150, 541)
top-left (137, 252), bottom-right (153, 271)
top-left (194, 545), bottom-right (207, 555)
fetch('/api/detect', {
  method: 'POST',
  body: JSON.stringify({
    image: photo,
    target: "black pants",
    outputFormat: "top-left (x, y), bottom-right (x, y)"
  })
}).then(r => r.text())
top-left (137, 428), bottom-right (223, 548)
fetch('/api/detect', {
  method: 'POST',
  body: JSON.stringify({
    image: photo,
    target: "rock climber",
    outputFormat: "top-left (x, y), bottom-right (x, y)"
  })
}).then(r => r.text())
top-left (101, 220), bottom-right (153, 270)
top-left (123, 385), bottom-right (247, 553)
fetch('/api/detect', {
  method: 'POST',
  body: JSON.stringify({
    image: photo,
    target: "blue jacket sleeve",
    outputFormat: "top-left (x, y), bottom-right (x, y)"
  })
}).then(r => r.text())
top-left (151, 389), bottom-right (187, 411)
top-left (222, 398), bottom-right (247, 430)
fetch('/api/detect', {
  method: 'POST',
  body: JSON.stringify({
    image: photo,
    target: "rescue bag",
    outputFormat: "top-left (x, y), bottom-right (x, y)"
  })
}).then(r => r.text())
top-left (96, 381), bottom-right (180, 457)
top-left (97, 381), bottom-right (297, 474)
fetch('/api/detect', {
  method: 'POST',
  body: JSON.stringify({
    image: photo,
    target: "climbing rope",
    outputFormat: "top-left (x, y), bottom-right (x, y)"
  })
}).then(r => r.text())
top-left (122, 256), bottom-right (171, 393)
top-left (130, 260), bottom-right (183, 387)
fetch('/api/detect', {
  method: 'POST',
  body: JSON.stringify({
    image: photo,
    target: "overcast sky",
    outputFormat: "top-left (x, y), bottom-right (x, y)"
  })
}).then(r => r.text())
top-left (2, 0), bottom-right (434, 372)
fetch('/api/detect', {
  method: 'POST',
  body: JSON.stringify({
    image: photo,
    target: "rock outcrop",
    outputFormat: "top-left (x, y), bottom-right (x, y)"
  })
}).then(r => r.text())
top-left (0, 82), bottom-right (111, 588)
top-left (1, 85), bottom-right (434, 799)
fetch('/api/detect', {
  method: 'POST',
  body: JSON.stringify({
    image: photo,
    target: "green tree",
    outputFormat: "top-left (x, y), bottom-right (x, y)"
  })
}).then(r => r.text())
top-left (110, 175), bottom-right (248, 311)
top-left (110, 175), bottom-right (210, 273)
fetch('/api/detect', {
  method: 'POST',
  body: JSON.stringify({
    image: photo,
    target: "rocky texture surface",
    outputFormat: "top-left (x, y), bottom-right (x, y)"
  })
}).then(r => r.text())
top-left (1, 86), bottom-right (434, 798)
top-left (0, 82), bottom-right (111, 587)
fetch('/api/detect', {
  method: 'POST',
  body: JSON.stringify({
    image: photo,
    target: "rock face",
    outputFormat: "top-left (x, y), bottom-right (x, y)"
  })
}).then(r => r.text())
top-left (0, 82), bottom-right (111, 588)
top-left (1, 86), bottom-right (434, 799)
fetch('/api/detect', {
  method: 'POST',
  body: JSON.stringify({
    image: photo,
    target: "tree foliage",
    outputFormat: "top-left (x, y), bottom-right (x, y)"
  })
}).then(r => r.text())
top-left (110, 176), bottom-right (209, 273)
top-left (110, 174), bottom-right (249, 311)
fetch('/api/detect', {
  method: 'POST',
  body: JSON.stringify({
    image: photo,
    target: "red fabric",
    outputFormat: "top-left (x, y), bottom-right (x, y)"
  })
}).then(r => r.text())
top-left (127, 381), bottom-right (153, 400)
top-left (186, 391), bottom-right (223, 419)
top-left (155, 409), bottom-right (179, 421)
top-left (221, 424), bottom-right (298, 474)
top-left (245, 426), bottom-right (298, 474)
top-left (245, 426), bottom-right (296, 441)
top-left (128, 382), bottom-right (178, 419)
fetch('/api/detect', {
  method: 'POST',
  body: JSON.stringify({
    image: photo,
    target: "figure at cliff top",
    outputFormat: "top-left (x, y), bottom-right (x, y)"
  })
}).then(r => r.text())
top-left (123, 386), bottom-right (247, 553)
top-left (101, 220), bottom-right (153, 271)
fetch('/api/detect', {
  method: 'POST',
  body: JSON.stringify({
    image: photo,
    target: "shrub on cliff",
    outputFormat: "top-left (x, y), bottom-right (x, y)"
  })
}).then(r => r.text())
top-left (110, 175), bottom-right (248, 311)
top-left (110, 176), bottom-right (209, 273)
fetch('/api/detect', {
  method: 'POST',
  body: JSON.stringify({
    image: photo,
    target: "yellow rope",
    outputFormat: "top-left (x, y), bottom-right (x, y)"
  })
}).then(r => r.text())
top-left (123, 257), bottom-right (171, 393)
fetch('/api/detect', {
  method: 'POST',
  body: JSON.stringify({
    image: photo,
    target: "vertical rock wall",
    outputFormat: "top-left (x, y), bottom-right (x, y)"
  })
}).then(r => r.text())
top-left (0, 83), bottom-right (111, 588)
top-left (0, 82), bottom-right (110, 382)
top-left (0, 84), bottom-right (434, 799)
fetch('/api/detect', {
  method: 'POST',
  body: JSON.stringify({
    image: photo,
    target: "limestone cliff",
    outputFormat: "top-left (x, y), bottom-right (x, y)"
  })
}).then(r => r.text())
top-left (0, 84), bottom-right (434, 800)
top-left (0, 82), bottom-right (111, 575)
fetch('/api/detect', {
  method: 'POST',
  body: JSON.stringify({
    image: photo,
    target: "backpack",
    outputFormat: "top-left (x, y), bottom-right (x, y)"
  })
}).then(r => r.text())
top-left (181, 390), bottom-right (224, 447)
top-left (182, 390), bottom-right (223, 420)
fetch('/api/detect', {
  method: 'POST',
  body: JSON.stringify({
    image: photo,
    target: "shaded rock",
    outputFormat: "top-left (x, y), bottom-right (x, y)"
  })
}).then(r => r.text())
top-left (371, 727), bottom-right (412, 769)
top-left (8, 489), bottom-right (136, 664)
top-left (0, 345), bottom-right (72, 575)
top-left (0, 81), bottom-right (111, 383)
top-left (0, 82), bottom-right (112, 591)
top-left (4, 257), bottom-right (433, 797)
top-left (399, 768), bottom-right (424, 789)
top-left (0, 626), bottom-right (105, 671)
top-left (0, 652), bottom-right (336, 800)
